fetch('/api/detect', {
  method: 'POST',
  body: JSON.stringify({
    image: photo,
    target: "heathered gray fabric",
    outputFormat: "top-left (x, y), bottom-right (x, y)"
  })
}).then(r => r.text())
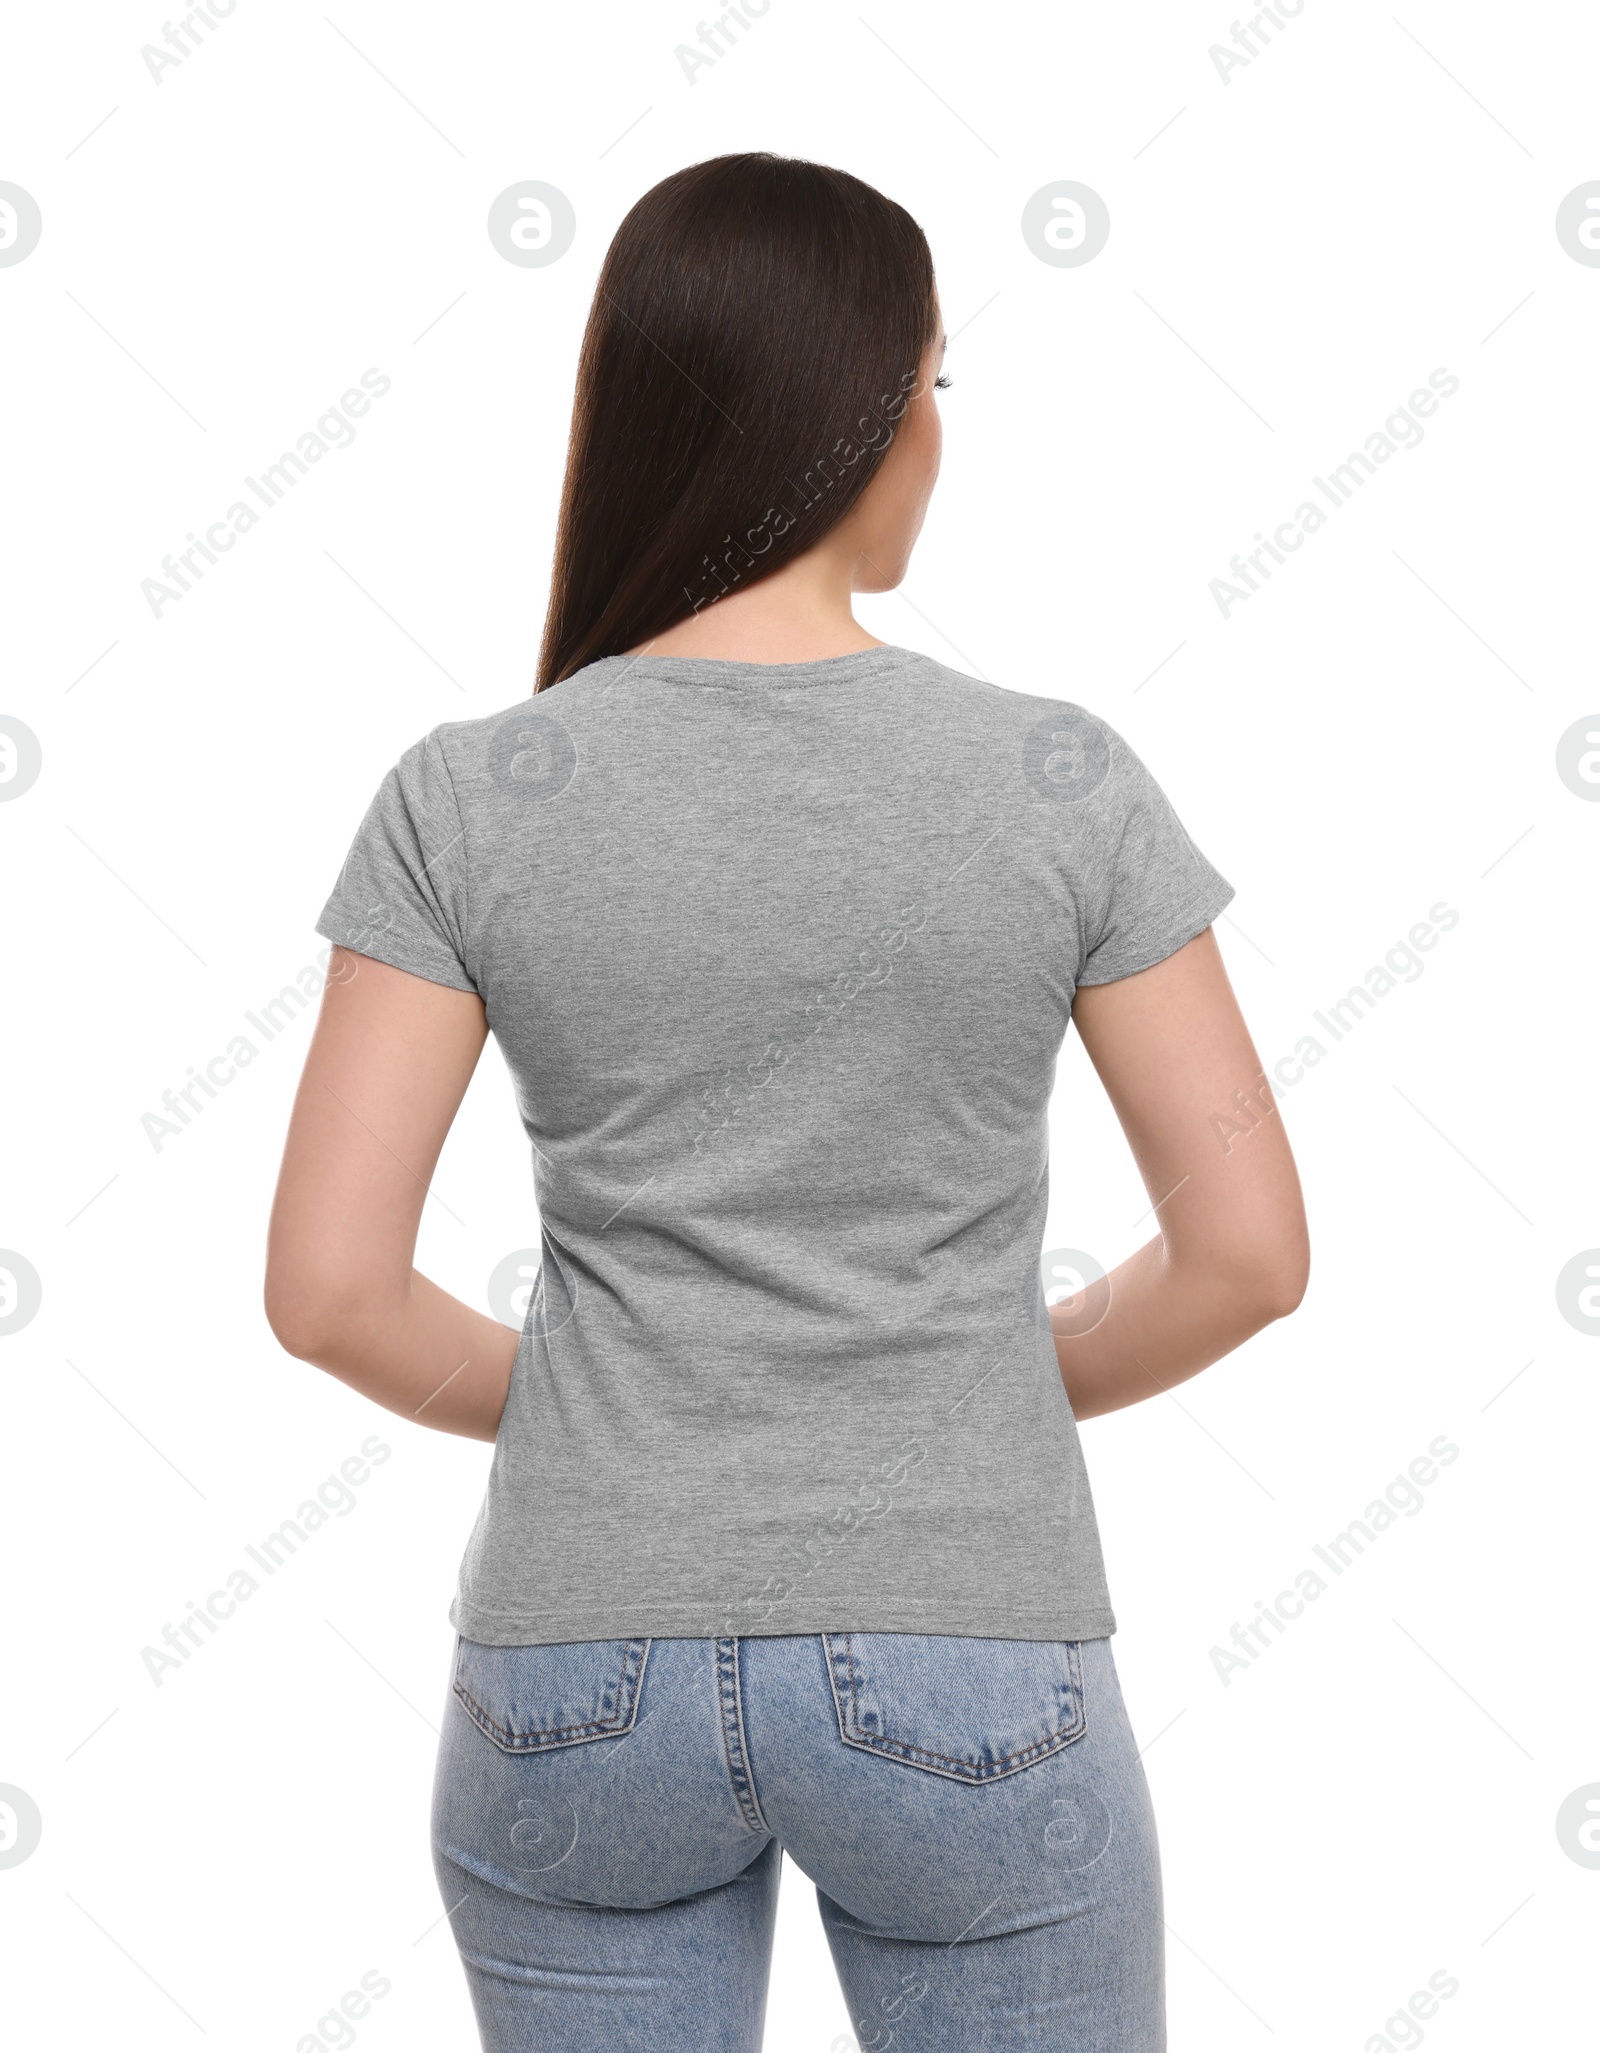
top-left (316, 645), bottom-right (1233, 1645)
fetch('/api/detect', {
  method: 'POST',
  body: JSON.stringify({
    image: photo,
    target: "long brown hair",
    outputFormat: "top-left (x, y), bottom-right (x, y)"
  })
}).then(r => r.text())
top-left (535, 154), bottom-right (939, 690)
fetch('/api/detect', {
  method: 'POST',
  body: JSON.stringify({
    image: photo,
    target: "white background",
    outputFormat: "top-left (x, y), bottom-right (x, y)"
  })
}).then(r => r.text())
top-left (2, 0), bottom-right (1597, 2046)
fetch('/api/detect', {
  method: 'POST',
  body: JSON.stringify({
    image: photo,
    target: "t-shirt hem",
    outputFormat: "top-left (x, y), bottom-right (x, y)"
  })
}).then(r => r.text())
top-left (449, 1594), bottom-right (1118, 1645)
top-left (1074, 878), bottom-right (1236, 987)
top-left (314, 911), bottom-right (478, 994)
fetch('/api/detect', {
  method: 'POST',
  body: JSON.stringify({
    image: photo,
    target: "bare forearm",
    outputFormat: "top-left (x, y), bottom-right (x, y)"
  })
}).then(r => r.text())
top-left (271, 1271), bottom-right (518, 1441)
top-left (1052, 1236), bottom-right (1299, 1421)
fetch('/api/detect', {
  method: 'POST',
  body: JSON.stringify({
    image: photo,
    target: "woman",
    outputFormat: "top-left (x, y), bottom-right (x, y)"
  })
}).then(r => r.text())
top-left (266, 153), bottom-right (1308, 2053)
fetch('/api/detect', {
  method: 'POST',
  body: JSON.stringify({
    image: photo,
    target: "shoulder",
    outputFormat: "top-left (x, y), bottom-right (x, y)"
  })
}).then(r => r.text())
top-left (878, 654), bottom-right (1164, 815)
top-left (417, 691), bottom-right (581, 807)
top-left (416, 655), bottom-right (1172, 820)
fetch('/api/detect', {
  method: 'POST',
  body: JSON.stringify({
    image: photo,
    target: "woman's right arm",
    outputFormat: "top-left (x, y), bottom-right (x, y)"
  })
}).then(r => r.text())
top-left (264, 948), bottom-right (518, 1442)
top-left (1056, 925), bottom-right (1309, 1420)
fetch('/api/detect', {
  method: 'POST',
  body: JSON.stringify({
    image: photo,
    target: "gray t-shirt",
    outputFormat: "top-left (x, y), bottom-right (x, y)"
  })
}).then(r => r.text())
top-left (316, 644), bottom-right (1232, 1645)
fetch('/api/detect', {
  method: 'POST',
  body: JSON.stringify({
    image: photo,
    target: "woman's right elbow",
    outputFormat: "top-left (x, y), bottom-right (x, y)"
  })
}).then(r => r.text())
top-left (264, 1280), bottom-right (321, 1362)
top-left (263, 1267), bottom-right (353, 1364)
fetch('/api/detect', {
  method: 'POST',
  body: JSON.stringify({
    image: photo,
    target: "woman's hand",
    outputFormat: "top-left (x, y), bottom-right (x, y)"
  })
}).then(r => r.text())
top-left (1059, 927), bottom-right (1310, 1420)
top-left (264, 949), bottom-right (518, 1441)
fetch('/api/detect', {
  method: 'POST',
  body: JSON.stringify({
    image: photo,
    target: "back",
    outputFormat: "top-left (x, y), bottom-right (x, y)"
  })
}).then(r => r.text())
top-left (316, 644), bottom-right (1232, 1645)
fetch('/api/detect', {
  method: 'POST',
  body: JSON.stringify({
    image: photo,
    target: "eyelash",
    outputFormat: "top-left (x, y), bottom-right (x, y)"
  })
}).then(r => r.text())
top-left (934, 372), bottom-right (952, 389)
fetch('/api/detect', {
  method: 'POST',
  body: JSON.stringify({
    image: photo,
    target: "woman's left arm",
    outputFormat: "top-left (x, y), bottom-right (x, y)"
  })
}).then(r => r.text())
top-left (264, 948), bottom-right (518, 1441)
top-left (1057, 927), bottom-right (1310, 1419)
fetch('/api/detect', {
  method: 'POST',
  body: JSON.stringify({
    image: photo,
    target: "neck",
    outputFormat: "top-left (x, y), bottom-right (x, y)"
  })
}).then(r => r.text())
top-left (625, 541), bottom-right (882, 665)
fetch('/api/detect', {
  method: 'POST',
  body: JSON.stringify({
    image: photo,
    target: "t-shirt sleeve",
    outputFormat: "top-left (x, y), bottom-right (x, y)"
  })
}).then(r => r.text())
top-left (314, 729), bottom-right (477, 993)
top-left (1074, 721), bottom-right (1235, 987)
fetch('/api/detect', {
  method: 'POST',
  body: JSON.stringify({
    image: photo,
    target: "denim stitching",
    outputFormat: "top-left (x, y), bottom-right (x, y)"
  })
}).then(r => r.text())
top-left (824, 1634), bottom-right (1088, 1782)
top-left (453, 1636), bottom-right (651, 1751)
top-left (716, 1638), bottom-right (767, 1834)
top-left (715, 1637), bottom-right (769, 1835)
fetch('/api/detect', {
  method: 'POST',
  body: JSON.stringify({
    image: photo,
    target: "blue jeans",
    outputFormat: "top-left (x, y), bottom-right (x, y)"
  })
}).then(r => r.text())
top-left (431, 1632), bottom-right (1164, 2050)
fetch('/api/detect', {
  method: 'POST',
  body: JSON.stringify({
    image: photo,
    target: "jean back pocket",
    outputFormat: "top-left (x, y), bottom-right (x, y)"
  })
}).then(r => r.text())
top-left (824, 1632), bottom-right (1087, 1784)
top-left (453, 1636), bottom-right (651, 1754)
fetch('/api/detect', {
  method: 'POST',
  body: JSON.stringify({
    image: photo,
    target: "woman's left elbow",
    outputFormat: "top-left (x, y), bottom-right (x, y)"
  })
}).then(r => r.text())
top-left (1256, 1239), bottom-right (1310, 1321)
